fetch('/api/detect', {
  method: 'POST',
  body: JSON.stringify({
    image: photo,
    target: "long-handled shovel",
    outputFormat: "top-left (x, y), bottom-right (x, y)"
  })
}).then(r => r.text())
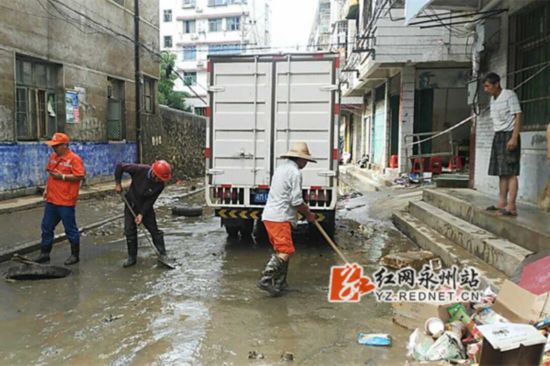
top-left (120, 193), bottom-right (176, 270)
top-left (314, 221), bottom-right (349, 264)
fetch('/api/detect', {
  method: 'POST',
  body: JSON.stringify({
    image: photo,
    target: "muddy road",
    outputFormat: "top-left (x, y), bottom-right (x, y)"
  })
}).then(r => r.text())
top-left (0, 184), bottom-right (415, 365)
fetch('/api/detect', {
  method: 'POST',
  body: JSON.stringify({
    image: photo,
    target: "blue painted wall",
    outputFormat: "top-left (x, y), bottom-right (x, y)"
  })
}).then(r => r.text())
top-left (0, 142), bottom-right (136, 192)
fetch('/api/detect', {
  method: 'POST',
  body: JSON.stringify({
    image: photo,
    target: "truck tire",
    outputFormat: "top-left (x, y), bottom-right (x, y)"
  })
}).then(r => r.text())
top-left (225, 226), bottom-right (240, 238)
top-left (254, 220), bottom-right (269, 242)
top-left (239, 219), bottom-right (254, 238)
top-left (171, 206), bottom-right (203, 217)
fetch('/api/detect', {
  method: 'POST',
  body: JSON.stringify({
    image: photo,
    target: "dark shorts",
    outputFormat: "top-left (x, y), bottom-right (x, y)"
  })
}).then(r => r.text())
top-left (488, 131), bottom-right (521, 176)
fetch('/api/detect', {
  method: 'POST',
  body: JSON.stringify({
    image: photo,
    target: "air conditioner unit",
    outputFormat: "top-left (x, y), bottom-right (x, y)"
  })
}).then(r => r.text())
top-left (195, 6), bottom-right (203, 13)
top-left (191, 33), bottom-right (199, 40)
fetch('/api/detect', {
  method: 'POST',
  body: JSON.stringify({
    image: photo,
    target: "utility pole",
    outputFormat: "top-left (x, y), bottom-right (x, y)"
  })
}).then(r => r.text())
top-left (134, 0), bottom-right (141, 163)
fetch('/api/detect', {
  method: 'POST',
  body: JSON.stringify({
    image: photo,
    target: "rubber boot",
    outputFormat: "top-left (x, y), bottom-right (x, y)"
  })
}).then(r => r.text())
top-left (34, 247), bottom-right (51, 264)
top-left (257, 254), bottom-right (285, 296)
top-left (276, 260), bottom-right (289, 290)
top-left (64, 243), bottom-right (80, 265)
top-left (152, 231), bottom-right (170, 265)
top-left (123, 235), bottom-right (138, 268)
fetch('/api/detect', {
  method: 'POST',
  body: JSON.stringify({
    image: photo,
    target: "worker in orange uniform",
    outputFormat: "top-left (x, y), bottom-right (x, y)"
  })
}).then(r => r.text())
top-left (114, 160), bottom-right (172, 267)
top-left (258, 142), bottom-right (317, 296)
top-left (34, 133), bottom-right (86, 265)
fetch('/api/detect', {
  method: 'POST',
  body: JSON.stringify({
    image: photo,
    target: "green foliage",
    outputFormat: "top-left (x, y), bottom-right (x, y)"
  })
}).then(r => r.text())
top-left (159, 52), bottom-right (191, 111)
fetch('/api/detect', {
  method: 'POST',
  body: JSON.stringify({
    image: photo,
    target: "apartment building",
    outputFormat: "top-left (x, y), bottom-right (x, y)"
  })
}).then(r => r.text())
top-left (160, 0), bottom-right (272, 114)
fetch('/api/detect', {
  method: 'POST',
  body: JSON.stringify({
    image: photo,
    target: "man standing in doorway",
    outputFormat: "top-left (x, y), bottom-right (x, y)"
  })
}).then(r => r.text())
top-left (258, 142), bottom-right (317, 296)
top-left (35, 133), bottom-right (86, 265)
top-left (483, 72), bottom-right (523, 216)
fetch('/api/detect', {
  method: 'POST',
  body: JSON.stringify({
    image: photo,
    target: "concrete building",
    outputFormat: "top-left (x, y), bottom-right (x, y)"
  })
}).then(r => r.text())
top-left (308, 0), bottom-right (332, 51)
top-left (0, 0), bottom-right (160, 198)
top-left (465, 0), bottom-right (550, 204)
top-left (335, 0), bottom-right (472, 173)
top-left (159, 0), bottom-right (271, 114)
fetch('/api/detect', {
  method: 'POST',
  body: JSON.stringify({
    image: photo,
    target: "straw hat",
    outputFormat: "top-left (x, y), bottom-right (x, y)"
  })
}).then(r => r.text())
top-left (280, 142), bottom-right (317, 163)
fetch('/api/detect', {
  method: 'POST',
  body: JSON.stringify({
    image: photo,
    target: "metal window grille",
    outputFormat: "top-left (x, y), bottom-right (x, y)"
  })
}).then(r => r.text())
top-left (509, 1), bottom-right (550, 130)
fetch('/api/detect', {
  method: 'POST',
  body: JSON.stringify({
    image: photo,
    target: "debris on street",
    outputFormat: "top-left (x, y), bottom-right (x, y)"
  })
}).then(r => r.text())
top-left (280, 351), bottom-right (294, 362)
top-left (247, 350), bottom-right (264, 360)
top-left (357, 333), bottom-right (392, 347)
top-left (399, 276), bottom-right (550, 365)
top-left (379, 250), bottom-right (437, 270)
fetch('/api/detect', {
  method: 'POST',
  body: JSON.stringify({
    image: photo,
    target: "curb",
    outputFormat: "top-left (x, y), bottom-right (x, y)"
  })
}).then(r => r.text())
top-left (0, 186), bottom-right (205, 263)
top-left (0, 180), bottom-right (131, 216)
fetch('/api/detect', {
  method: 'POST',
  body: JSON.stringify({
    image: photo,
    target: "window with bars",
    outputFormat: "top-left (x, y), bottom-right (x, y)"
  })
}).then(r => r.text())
top-left (209, 18), bottom-right (223, 32)
top-left (15, 57), bottom-right (58, 141)
top-left (183, 0), bottom-right (196, 7)
top-left (184, 72), bottom-right (197, 86)
top-left (208, 44), bottom-right (241, 55)
top-left (509, 1), bottom-right (550, 130)
top-left (226, 16), bottom-right (240, 31)
top-left (163, 9), bottom-right (172, 22)
top-left (143, 77), bottom-right (155, 114)
top-left (107, 78), bottom-right (125, 140)
top-left (183, 46), bottom-right (196, 60)
top-left (183, 20), bottom-right (196, 33)
top-left (208, 0), bottom-right (227, 6)
top-left (164, 36), bottom-right (173, 48)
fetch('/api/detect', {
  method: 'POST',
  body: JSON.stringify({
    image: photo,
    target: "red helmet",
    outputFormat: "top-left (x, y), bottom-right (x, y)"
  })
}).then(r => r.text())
top-left (151, 160), bottom-right (172, 182)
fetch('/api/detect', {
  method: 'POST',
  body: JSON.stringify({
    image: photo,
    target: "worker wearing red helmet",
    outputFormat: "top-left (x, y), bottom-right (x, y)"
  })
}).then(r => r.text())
top-left (114, 160), bottom-right (172, 267)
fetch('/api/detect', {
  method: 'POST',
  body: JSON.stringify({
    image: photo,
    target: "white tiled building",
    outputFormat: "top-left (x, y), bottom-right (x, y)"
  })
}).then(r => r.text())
top-left (160, 0), bottom-right (271, 114)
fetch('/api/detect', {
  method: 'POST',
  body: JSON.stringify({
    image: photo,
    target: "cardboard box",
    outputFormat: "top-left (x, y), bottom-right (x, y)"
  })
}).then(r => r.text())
top-left (493, 280), bottom-right (550, 324)
top-left (478, 323), bottom-right (547, 366)
top-left (393, 301), bottom-right (470, 330)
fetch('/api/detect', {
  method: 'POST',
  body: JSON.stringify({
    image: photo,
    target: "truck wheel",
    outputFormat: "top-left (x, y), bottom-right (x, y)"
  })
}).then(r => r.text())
top-left (239, 219), bottom-right (254, 238)
top-left (321, 217), bottom-right (336, 239)
top-left (171, 206), bottom-right (203, 217)
top-left (254, 220), bottom-right (269, 242)
top-left (225, 226), bottom-right (240, 238)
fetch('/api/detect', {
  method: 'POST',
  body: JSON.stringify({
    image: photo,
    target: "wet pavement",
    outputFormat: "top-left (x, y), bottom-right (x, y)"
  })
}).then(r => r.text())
top-left (0, 183), bottom-right (417, 365)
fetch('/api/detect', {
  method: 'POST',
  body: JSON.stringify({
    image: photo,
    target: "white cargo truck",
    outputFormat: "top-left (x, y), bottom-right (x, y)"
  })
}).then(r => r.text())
top-left (204, 53), bottom-right (340, 238)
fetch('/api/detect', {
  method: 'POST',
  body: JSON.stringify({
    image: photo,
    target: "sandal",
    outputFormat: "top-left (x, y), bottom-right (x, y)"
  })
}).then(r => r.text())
top-left (497, 209), bottom-right (518, 217)
top-left (486, 205), bottom-right (503, 211)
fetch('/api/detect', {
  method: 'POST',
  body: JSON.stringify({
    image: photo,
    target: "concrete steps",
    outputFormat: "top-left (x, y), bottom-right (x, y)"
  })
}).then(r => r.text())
top-left (423, 188), bottom-right (550, 253)
top-left (392, 187), bottom-right (550, 290)
top-left (408, 200), bottom-right (532, 277)
top-left (393, 211), bottom-right (507, 289)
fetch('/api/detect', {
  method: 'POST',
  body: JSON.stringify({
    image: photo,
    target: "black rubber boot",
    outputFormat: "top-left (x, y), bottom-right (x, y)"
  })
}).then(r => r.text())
top-left (151, 231), bottom-right (167, 255)
top-left (123, 235), bottom-right (138, 268)
top-left (151, 231), bottom-right (170, 263)
top-left (64, 244), bottom-right (80, 265)
top-left (34, 247), bottom-right (51, 264)
top-left (276, 260), bottom-right (289, 290)
top-left (257, 254), bottom-right (285, 296)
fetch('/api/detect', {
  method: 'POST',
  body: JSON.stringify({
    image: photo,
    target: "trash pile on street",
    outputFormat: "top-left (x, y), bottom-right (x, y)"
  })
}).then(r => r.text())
top-left (394, 278), bottom-right (550, 365)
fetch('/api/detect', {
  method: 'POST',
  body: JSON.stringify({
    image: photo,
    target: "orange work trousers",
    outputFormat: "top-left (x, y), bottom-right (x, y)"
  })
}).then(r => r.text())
top-left (263, 221), bottom-right (295, 255)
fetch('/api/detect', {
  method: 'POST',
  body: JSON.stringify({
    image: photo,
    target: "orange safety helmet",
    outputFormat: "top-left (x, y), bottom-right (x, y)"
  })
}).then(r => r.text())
top-left (151, 160), bottom-right (172, 182)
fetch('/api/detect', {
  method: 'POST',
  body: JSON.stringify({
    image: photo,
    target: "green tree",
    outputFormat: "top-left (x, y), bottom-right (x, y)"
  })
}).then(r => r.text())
top-left (159, 52), bottom-right (190, 111)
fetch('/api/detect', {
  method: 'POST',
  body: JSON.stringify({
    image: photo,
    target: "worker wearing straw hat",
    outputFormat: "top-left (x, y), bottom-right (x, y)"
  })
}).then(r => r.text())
top-left (258, 142), bottom-right (317, 296)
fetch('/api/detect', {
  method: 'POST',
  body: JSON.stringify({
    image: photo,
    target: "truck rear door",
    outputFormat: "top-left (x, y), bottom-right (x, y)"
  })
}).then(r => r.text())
top-left (273, 57), bottom-right (335, 187)
top-left (210, 60), bottom-right (273, 186)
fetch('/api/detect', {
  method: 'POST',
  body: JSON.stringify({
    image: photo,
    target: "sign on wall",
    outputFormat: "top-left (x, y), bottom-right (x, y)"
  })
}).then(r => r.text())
top-left (404, 0), bottom-right (433, 25)
top-left (65, 90), bottom-right (79, 123)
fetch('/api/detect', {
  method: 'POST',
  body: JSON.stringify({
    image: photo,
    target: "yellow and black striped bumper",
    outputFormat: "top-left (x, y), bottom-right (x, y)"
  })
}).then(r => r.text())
top-left (215, 208), bottom-right (327, 222)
